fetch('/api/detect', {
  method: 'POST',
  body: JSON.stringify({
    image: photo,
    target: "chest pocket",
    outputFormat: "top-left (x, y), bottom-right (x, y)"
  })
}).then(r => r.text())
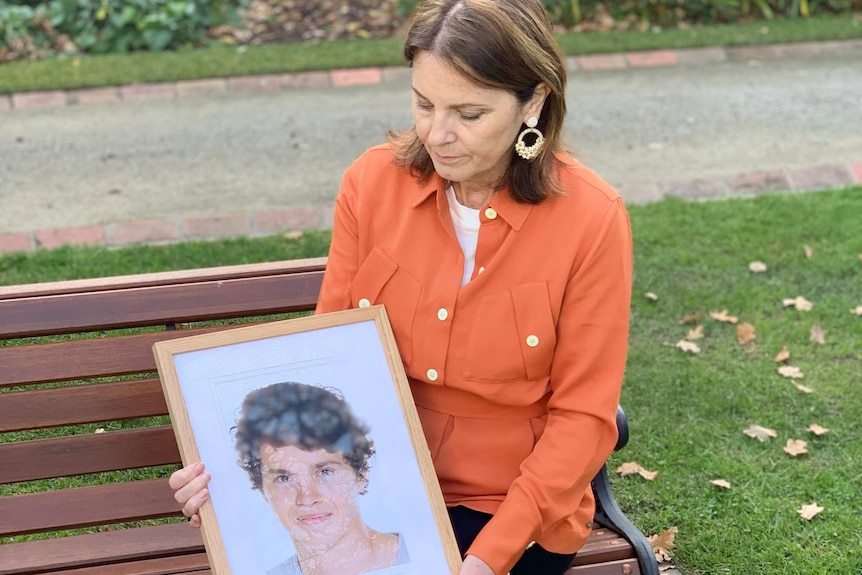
top-left (349, 246), bottom-right (421, 366)
top-left (463, 281), bottom-right (557, 382)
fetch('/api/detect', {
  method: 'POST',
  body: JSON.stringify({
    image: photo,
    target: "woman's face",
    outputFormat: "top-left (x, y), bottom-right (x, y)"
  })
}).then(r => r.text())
top-left (259, 443), bottom-right (365, 549)
top-left (411, 50), bottom-right (546, 192)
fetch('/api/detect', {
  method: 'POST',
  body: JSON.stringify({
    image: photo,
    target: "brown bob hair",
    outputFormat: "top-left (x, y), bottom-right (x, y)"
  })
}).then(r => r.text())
top-left (387, 0), bottom-right (569, 204)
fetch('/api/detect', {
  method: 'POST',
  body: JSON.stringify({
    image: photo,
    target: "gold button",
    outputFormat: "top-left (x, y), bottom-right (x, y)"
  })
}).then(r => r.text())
top-left (526, 335), bottom-right (539, 347)
top-left (358, 298), bottom-right (371, 308)
top-left (437, 308), bottom-right (448, 321)
top-left (426, 368), bottom-right (439, 382)
top-left (484, 207), bottom-right (497, 220)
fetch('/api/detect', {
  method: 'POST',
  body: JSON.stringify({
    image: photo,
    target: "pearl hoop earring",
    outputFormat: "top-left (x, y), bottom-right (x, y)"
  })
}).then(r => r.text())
top-left (514, 116), bottom-right (545, 161)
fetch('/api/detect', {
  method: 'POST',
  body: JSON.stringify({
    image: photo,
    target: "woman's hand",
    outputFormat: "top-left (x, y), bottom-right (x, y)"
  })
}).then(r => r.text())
top-left (459, 555), bottom-right (495, 575)
top-left (168, 461), bottom-right (211, 528)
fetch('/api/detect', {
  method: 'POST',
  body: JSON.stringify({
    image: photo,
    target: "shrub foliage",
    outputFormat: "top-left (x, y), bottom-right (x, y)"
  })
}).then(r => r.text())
top-left (2, 0), bottom-right (859, 63)
top-left (398, 0), bottom-right (859, 27)
top-left (0, 0), bottom-right (241, 61)
top-left (540, 0), bottom-right (860, 28)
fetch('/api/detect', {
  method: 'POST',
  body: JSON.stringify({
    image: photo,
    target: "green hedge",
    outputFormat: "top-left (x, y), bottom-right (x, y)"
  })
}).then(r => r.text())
top-left (0, 0), bottom-right (240, 61)
top-left (543, 0), bottom-right (860, 27)
top-left (396, 0), bottom-right (861, 26)
top-left (3, 0), bottom-right (860, 63)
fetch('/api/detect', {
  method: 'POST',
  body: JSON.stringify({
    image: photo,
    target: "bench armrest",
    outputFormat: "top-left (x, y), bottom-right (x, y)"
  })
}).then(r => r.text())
top-left (589, 405), bottom-right (659, 575)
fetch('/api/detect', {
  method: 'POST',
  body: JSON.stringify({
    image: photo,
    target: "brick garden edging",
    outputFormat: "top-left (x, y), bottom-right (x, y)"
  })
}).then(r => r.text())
top-left (0, 205), bottom-right (335, 255)
top-left (2, 39), bottom-right (861, 111)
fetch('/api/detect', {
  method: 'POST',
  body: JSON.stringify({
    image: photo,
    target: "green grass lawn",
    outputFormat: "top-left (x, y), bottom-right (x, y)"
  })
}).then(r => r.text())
top-left (0, 14), bottom-right (859, 94)
top-left (1, 188), bottom-right (861, 573)
top-left (614, 188), bottom-right (862, 574)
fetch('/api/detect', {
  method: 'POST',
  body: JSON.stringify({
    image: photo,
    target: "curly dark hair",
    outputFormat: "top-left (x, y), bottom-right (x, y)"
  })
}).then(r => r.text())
top-left (233, 382), bottom-right (375, 491)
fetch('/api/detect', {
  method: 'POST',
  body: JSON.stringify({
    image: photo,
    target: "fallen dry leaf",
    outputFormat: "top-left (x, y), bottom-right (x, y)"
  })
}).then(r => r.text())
top-left (784, 438), bottom-right (808, 456)
top-left (778, 365), bottom-right (804, 379)
top-left (797, 503), bottom-right (824, 520)
top-left (283, 230), bottom-right (304, 240)
top-left (647, 526), bottom-right (678, 563)
top-left (744, 424), bottom-right (777, 442)
top-left (679, 312), bottom-right (702, 325)
top-left (737, 322), bottom-right (756, 346)
top-left (710, 479), bottom-right (732, 489)
top-left (774, 346), bottom-right (791, 363)
top-left (794, 383), bottom-right (814, 394)
top-left (783, 296), bottom-right (814, 311)
top-left (748, 260), bottom-right (768, 273)
top-left (710, 309), bottom-right (739, 324)
top-left (686, 325), bottom-right (704, 340)
top-left (809, 324), bottom-right (827, 344)
top-left (675, 340), bottom-right (701, 354)
top-left (94, 428), bottom-right (106, 434)
top-left (803, 245), bottom-right (814, 259)
top-left (851, 306), bottom-right (862, 316)
top-left (616, 461), bottom-right (659, 480)
top-left (807, 423), bottom-right (829, 436)
top-left (645, 292), bottom-right (659, 301)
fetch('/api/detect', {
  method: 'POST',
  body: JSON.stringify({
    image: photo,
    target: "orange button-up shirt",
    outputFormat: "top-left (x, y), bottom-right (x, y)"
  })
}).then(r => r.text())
top-left (316, 144), bottom-right (633, 575)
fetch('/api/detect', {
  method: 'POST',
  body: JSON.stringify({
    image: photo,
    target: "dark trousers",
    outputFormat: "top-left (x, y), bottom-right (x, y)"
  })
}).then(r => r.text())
top-left (448, 506), bottom-right (576, 575)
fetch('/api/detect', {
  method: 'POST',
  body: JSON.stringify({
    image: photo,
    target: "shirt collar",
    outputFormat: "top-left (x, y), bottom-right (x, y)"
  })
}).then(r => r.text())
top-left (485, 183), bottom-right (532, 231)
top-left (410, 172), bottom-right (445, 208)
top-left (411, 174), bottom-right (533, 231)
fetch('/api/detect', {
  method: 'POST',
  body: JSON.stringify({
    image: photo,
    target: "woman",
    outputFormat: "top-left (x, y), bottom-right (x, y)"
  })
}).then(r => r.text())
top-left (234, 382), bottom-right (408, 575)
top-left (170, 1), bottom-right (633, 574)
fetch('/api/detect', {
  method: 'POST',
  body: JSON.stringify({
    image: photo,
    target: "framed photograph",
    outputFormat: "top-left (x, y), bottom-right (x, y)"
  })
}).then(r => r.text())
top-left (153, 306), bottom-right (461, 575)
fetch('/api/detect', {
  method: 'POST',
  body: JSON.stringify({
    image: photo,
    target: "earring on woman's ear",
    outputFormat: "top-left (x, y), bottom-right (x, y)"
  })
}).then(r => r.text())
top-left (515, 116), bottom-right (545, 161)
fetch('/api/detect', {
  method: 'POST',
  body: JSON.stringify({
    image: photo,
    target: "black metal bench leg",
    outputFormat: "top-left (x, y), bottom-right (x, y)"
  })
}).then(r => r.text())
top-left (591, 464), bottom-right (660, 575)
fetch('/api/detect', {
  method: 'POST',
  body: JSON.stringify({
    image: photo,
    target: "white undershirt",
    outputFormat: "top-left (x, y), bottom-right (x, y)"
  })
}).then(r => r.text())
top-left (446, 184), bottom-right (481, 286)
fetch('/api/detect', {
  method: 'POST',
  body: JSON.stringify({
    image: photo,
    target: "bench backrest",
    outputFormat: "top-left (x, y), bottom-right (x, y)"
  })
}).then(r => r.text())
top-left (0, 258), bottom-right (326, 573)
top-left (0, 256), bottom-right (653, 575)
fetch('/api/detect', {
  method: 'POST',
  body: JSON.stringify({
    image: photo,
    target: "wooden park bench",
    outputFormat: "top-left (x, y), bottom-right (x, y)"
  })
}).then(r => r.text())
top-left (0, 257), bottom-right (659, 575)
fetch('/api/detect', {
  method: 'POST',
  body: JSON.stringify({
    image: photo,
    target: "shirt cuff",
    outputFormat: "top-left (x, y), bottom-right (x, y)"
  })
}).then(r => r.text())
top-left (465, 492), bottom-right (539, 575)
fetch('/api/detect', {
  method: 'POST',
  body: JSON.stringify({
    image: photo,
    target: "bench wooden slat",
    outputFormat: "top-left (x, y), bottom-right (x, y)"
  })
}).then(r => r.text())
top-left (571, 531), bottom-right (636, 565)
top-left (48, 553), bottom-right (210, 575)
top-left (0, 479), bottom-right (180, 537)
top-left (0, 427), bottom-right (178, 485)
top-left (568, 557), bottom-right (642, 574)
top-left (0, 258), bottom-right (327, 301)
top-left (0, 331), bottom-right (190, 388)
top-left (0, 327), bottom-right (251, 388)
top-left (0, 272), bottom-right (322, 339)
top-left (0, 522), bottom-right (203, 575)
top-left (0, 380), bottom-right (167, 433)
top-left (576, 527), bottom-right (622, 545)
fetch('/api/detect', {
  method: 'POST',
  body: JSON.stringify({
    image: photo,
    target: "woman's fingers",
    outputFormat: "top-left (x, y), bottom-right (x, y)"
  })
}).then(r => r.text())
top-left (168, 461), bottom-right (205, 491)
top-left (174, 472), bottom-right (210, 509)
top-left (181, 486), bottom-right (210, 524)
top-left (169, 461), bottom-right (211, 518)
top-left (459, 555), bottom-right (495, 575)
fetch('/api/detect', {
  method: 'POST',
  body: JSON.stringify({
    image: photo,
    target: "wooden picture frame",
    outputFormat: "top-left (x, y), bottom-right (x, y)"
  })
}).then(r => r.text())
top-left (153, 306), bottom-right (461, 575)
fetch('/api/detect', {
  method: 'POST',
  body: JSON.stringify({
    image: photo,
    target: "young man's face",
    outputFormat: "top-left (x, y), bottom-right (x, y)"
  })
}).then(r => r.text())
top-left (259, 443), bottom-right (365, 549)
